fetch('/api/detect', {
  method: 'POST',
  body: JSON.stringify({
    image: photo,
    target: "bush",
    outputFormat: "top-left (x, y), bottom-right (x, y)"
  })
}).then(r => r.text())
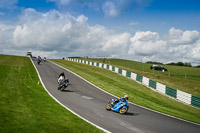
top-left (146, 61), bottom-right (163, 65)
top-left (166, 62), bottom-right (192, 67)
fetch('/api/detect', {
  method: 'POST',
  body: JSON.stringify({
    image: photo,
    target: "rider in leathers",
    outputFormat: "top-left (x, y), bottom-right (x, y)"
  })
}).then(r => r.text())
top-left (111, 95), bottom-right (128, 106)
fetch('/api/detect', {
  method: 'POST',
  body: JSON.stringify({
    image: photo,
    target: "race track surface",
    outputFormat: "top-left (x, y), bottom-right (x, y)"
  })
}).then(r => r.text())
top-left (32, 58), bottom-right (200, 133)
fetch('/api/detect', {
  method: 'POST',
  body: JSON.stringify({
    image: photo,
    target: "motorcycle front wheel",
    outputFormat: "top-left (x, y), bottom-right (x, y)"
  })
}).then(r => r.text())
top-left (60, 86), bottom-right (65, 91)
top-left (119, 107), bottom-right (128, 114)
top-left (106, 103), bottom-right (111, 110)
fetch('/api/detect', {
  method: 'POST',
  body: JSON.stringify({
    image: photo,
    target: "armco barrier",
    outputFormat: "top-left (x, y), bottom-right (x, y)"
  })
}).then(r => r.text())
top-left (107, 64), bottom-right (109, 70)
top-left (191, 95), bottom-right (200, 108)
top-left (122, 70), bottom-right (126, 77)
top-left (118, 68), bottom-right (122, 74)
top-left (112, 66), bottom-right (115, 71)
top-left (177, 90), bottom-right (191, 105)
top-left (149, 80), bottom-right (156, 89)
top-left (166, 86), bottom-right (177, 98)
top-left (136, 75), bottom-right (143, 83)
top-left (115, 67), bottom-right (118, 73)
top-left (157, 82), bottom-right (166, 94)
top-left (142, 77), bottom-right (149, 86)
top-left (66, 58), bottom-right (200, 108)
top-left (126, 71), bottom-right (131, 78)
top-left (131, 72), bottom-right (137, 80)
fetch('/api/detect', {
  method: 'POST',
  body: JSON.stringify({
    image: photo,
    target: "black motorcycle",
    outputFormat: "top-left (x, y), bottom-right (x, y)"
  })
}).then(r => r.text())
top-left (37, 56), bottom-right (42, 65)
top-left (58, 78), bottom-right (69, 91)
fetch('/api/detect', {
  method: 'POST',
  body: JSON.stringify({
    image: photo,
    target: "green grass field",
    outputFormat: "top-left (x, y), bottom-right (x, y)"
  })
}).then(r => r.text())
top-left (77, 58), bottom-right (200, 97)
top-left (0, 54), bottom-right (103, 133)
top-left (51, 59), bottom-right (200, 124)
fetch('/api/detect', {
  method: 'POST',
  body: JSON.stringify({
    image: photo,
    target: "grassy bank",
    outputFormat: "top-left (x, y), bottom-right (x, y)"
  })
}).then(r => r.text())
top-left (51, 59), bottom-right (200, 124)
top-left (77, 58), bottom-right (200, 97)
top-left (0, 54), bottom-right (103, 133)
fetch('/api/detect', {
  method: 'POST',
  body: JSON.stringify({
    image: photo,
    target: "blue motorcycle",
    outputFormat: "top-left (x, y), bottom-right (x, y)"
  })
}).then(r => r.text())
top-left (106, 99), bottom-right (129, 114)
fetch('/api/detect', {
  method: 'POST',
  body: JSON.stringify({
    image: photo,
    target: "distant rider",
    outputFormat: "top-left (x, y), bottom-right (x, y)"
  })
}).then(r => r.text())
top-left (58, 72), bottom-right (65, 84)
top-left (37, 56), bottom-right (42, 64)
top-left (111, 95), bottom-right (129, 106)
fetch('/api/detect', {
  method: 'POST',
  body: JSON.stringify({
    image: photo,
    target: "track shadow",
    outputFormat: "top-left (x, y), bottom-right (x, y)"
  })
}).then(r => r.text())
top-left (123, 112), bottom-right (140, 116)
top-left (132, 112), bottom-right (140, 116)
top-left (110, 111), bottom-right (138, 116)
top-left (124, 112), bottom-right (134, 116)
top-left (62, 89), bottom-right (74, 92)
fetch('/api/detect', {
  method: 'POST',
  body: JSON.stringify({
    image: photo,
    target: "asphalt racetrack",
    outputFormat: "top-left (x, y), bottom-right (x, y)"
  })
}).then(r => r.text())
top-left (32, 58), bottom-right (200, 133)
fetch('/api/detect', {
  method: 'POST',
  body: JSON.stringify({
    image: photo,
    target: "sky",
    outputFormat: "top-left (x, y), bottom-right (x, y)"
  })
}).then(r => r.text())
top-left (0, 0), bottom-right (200, 65)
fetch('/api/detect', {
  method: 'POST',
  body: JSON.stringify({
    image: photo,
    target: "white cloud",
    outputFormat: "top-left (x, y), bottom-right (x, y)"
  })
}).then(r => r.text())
top-left (190, 40), bottom-right (200, 61)
top-left (76, 15), bottom-right (88, 23)
top-left (102, 33), bottom-right (130, 52)
top-left (128, 31), bottom-right (166, 56)
top-left (102, 1), bottom-right (119, 17)
top-left (127, 28), bottom-right (200, 65)
top-left (1, 9), bottom-right (130, 58)
top-left (168, 27), bottom-right (200, 45)
top-left (0, 9), bottom-right (200, 65)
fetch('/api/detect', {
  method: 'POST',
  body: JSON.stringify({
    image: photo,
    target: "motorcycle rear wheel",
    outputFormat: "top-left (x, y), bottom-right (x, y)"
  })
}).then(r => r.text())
top-left (119, 107), bottom-right (128, 114)
top-left (106, 104), bottom-right (111, 110)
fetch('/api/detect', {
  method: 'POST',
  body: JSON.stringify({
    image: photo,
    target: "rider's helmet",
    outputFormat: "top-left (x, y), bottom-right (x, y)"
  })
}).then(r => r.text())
top-left (124, 95), bottom-right (128, 100)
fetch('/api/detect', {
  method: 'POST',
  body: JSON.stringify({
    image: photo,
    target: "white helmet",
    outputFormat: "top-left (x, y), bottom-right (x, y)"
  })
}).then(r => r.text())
top-left (124, 95), bottom-right (128, 100)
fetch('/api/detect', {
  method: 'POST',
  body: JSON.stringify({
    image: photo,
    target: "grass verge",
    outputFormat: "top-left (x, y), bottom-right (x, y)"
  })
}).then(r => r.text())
top-left (0, 54), bottom-right (103, 133)
top-left (77, 58), bottom-right (200, 97)
top-left (51, 59), bottom-right (200, 124)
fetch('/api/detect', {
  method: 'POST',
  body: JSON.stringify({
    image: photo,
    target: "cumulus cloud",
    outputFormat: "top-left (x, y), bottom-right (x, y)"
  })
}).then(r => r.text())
top-left (127, 28), bottom-right (200, 65)
top-left (102, 1), bottom-right (119, 17)
top-left (0, 9), bottom-right (200, 65)
top-left (128, 31), bottom-right (166, 56)
top-left (1, 8), bottom-right (131, 58)
top-left (102, 33), bottom-right (130, 54)
top-left (13, 9), bottom-right (90, 52)
top-left (168, 27), bottom-right (199, 45)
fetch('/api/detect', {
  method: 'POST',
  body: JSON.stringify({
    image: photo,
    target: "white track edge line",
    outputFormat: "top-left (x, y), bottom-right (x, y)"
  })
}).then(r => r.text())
top-left (50, 60), bottom-right (200, 126)
top-left (30, 58), bottom-right (111, 133)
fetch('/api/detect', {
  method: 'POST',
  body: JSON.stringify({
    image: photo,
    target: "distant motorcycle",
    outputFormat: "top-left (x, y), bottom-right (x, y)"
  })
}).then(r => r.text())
top-left (57, 76), bottom-right (69, 91)
top-left (106, 99), bottom-right (129, 114)
top-left (43, 57), bottom-right (46, 62)
top-left (37, 57), bottom-right (42, 65)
